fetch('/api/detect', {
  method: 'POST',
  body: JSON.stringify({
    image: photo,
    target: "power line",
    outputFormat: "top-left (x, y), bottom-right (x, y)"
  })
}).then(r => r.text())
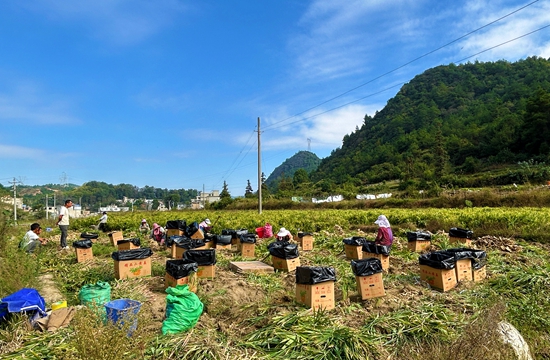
top-left (261, 0), bottom-right (542, 131)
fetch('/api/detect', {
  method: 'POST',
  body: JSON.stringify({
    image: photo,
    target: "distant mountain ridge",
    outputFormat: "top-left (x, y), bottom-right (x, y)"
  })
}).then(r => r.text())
top-left (266, 151), bottom-right (321, 188)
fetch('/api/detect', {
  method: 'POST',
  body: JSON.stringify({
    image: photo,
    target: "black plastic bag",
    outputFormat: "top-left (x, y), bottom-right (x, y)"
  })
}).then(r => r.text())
top-left (173, 238), bottom-right (206, 250)
top-left (449, 227), bottom-right (473, 239)
top-left (343, 236), bottom-right (366, 246)
top-left (240, 234), bottom-right (257, 244)
top-left (418, 251), bottom-right (456, 269)
top-left (235, 229), bottom-right (248, 236)
top-left (215, 234), bottom-right (232, 245)
top-left (267, 241), bottom-right (299, 259)
top-left (80, 232), bottom-right (99, 240)
top-left (204, 233), bottom-right (216, 242)
top-left (166, 220), bottom-right (186, 230)
top-left (166, 259), bottom-right (198, 279)
top-left (297, 232), bottom-right (313, 238)
top-left (183, 249), bottom-right (217, 265)
top-left (166, 235), bottom-right (188, 247)
top-left (362, 241), bottom-right (391, 256)
top-left (406, 231), bottom-right (431, 242)
top-left (111, 248), bottom-right (153, 261)
top-left (445, 248), bottom-right (488, 269)
top-left (73, 239), bottom-right (93, 249)
top-left (222, 229), bottom-right (236, 237)
top-left (351, 258), bottom-right (383, 276)
top-left (295, 266), bottom-right (336, 284)
top-left (117, 238), bottom-right (141, 247)
top-left (186, 222), bottom-right (199, 237)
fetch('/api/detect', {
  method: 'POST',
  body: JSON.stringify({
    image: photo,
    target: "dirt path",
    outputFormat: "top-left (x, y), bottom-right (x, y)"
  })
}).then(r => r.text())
top-left (37, 274), bottom-right (64, 306)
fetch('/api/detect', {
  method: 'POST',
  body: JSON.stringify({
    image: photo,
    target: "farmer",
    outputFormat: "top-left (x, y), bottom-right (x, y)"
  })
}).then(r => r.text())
top-left (374, 215), bottom-right (393, 246)
top-left (199, 218), bottom-right (211, 232)
top-left (139, 219), bottom-right (150, 233)
top-left (151, 223), bottom-right (166, 244)
top-left (276, 227), bottom-right (292, 241)
top-left (19, 223), bottom-right (48, 253)
top-left (56, 199), bottom-right (73, 250)
top-left (98, 212), bottom-right (108, 232)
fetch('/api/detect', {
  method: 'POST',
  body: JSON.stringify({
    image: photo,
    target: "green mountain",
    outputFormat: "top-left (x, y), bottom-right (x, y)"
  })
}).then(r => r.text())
top-left (311, 57), bottom-right (550, 186)
top-left (266, 151), bottom-right (321, 189)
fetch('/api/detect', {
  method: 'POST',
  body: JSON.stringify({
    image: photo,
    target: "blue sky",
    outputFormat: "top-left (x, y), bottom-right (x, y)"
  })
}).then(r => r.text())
top-left (1, 0), bottom-right (549, 196)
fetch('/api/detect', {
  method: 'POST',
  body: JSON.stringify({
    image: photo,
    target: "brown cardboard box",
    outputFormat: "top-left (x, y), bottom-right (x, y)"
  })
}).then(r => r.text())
top-left (419, 265), bottom-right (457, 292)
top-left (165, 272), bottom-right (198, 292)
top-left (114, 257), bottom-right (152, 279)
top-left (215, 243), bottom-right (232, 250)
top-left (356, 272), bottom-right (385, 300)
top-left (272, 256), bottom-right (301, 272)
top-left (407, 240), bottom-right (431, 252)
top-left (456, 259), bottom-right (473, 282)
top-left (473, 265), bottom-right (487, 282)
top-left (196, 265), bottom-right (215, 279)
top-left (449, 236), bottom-right (472, 246)
top-left (362, 252), bottom-right (389, 271)
top-left (75, 247), bottom-right (93, 263)
top-left (295, 280), bottom-right (335, 310)
top-left (231, 237), bottom-right (239, 245)
top-left (166, 229), bottom-right (184, 238)
top-left (108, 231), bottom-right (123, 246)
top-left (117, 240), bottom-right (140, 251)
top-left (172, 244), bottom-right (208, 259)
top-left (299, 235), bottom-right (314, 251)
top-left (344, 244), bottom-right (363, 260)
top-left (238, 243), bottom-right (256, 258)
top-left (190, 229), bottom-right (205, 240)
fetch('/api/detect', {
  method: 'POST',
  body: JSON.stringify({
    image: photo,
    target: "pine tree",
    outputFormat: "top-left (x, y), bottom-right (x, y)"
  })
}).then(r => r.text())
top-left (245, 180), bottom-right (254, 198)
top-left (220, 181), bottom-right (231, 199)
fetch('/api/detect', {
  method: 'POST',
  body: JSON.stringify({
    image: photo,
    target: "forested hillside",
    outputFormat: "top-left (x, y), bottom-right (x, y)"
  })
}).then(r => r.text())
top-left (311, 57), bottom-right (550, 187)
top-left (266, 151), bottom-right (321, 190)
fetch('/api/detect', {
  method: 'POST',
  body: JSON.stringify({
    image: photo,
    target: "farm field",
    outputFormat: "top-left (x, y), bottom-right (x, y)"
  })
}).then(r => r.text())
top-left (1, 208), bottom-right (549, 359)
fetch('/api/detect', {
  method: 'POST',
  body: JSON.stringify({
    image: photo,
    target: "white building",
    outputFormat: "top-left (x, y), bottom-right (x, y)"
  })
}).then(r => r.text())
top-left (191, 190), bottom-right (220, 209)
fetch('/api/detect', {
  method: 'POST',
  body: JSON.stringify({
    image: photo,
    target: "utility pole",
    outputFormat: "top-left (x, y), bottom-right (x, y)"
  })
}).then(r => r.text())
top-left (9, 177), bottom-right (21, 223)
top-left (257, 117), bottom-right (262, 214)
top-left (202, 184), bottom-right (206, 209)
top-left (46, 195), bottom-right (48, 220)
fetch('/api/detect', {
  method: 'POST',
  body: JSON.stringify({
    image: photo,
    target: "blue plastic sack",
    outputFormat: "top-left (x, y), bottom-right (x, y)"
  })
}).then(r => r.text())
top-left (0, 288), bottom-right (47, 320)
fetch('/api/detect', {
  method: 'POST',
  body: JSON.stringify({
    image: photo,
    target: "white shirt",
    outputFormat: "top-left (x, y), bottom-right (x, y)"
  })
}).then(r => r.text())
top-left (59, 206), bottom-right (70, 226)
top-left (20, 230), bottom-right (39, 248)
top-left (99, 214), bottom-right (108, 223)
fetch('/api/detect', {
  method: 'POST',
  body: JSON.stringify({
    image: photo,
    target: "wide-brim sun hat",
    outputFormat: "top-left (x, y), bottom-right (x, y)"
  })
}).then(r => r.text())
top-left (277, 227), bottom-right (290, 237)
top-left (205, 219), bottom-right (211, 225)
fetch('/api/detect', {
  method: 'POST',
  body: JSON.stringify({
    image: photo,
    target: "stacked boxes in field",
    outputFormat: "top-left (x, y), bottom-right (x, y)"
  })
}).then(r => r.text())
top-left (112, 248), bottom-right (153, 280)
top-left (449, 227), bottom-right (473, 247)
top-left (108, 231), bottom-right (124, 246)
top-left (184, 249), bottom-right (217, 279)
top-left (362, 242), bottom-right (391, 271)
top-left (214, 234), bottom-right (232, 250)
top-left (73, 239), bottom-right (93, 263)
top-left (165, 220), bottom-right (186, 238)
top-left (295, 266), bottom-right (336, 310)
top-left (187, 221), bottom-right (205, 240)
top-left (169, 236), bottom-right (207, 259)
top-left (407, 231), bottom-right (432, 252)
top-left (297, 232), bottom-right (314, 251)
top-left (232, 229), bottom-right (248, 245)
top-left (419, 251), bottom-right (458, 292)
top-left (239, 233), bottom-right (257, 258)
top-left (351, 258), bottom-right (385, 300)
top-left (444, 248), bottom-right (488, 282)
top-left (80, 232), bottom-right (99, 243)
top-left (117, 238), bottom-right (141, 251)
top-left (165, 259), bottom-right (199, 292)
top-left (343, 237), bottom-right (367, 260)
top-left (268, 241), bottom-right (300, 272)
top-left (202, 233), bottom-right (215, 249)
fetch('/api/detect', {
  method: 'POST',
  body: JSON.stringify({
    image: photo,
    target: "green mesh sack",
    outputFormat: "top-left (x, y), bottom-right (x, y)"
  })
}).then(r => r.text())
top-left (162, 284), bottom-right (203, 335)
top-left (78, 281), bottom-right (111, 316)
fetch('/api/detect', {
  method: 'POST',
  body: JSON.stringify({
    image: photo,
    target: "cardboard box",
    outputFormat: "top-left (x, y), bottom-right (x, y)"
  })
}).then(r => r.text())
top-left (296, 280), bottom-right (335, 310)
top-left (456, 258), bottom-right (473, 282)
top-left (165, 272), bottom-right (198, 292)
top-left (114, 258), bottom-right (152, 279)
top-left (202, 241), bottom-right (214, 249)
top-left (215, 243), bottom-right (232, 250)
top-left (407, 240), bottom-right (431, 252)
top-left (238, 243), bottom-right (256, 258)
top-left (449, 236), bottom-right (472, 246)
top-left (356, 273), bottom-right (385, 300)
top-left (231, 237), bottom-right (240, 245)
top-left (473, 266), bottom-right (487, 282)
top-left (117, 240), bottom-right (140, 251)
top-left (419, 265), bottom-right (457, 292)
top-left (108, 231), bottom-right (123, 246)
top-left (271, 256), bottom-right (301, 272)
top-left (299, 235), bottom-right (314, 251)
top-left (344, 244), bottom-right (363, 260)
top-left (75, 247), bottom-right (93, 263)
top-left (362, 252), bottom-right (389, 271)
top-left (172, 244), bottom-right (208, 258)
top-left (196, 264), bottom-right (215, 279)
top-left (166, 229), bottom-right (184, 238)
top-left (190, 229), bottom-right (204, 240)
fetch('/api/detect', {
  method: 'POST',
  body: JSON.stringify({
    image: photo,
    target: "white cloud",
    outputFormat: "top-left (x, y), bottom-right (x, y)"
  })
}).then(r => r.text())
top-left (0, 144), bottom-right (45, 159)
top-left (0, 83), bottom-right (82, 125)
top-left (22, 0), bottom-right (189, 46)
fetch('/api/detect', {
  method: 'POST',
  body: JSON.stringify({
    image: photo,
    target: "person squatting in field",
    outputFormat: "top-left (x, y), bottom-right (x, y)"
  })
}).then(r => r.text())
top-left (19, 223), bottom-right (48, 253)
top-left (374, 215), bottom-right (393, 246)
